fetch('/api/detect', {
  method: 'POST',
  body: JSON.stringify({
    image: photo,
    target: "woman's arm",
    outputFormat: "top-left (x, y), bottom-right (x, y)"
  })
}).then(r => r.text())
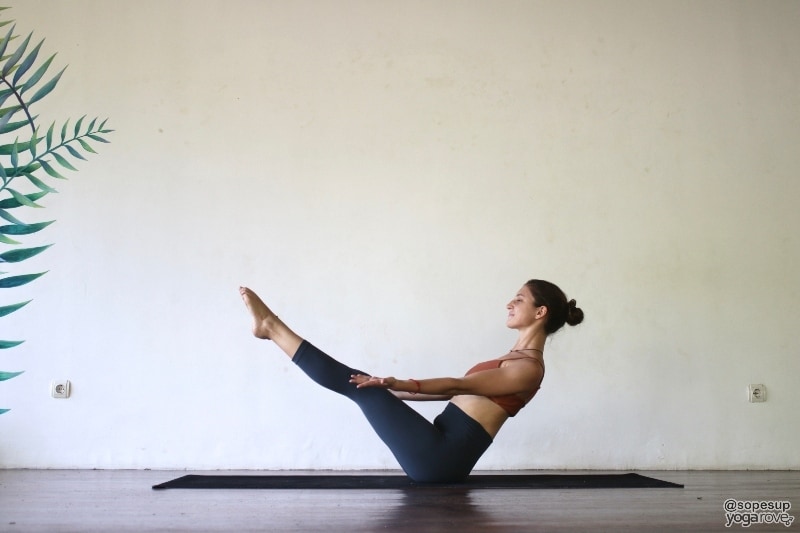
top-left (350, 362), bottom-right (542, 398)
top-left (391, 390), bottom-right (453, 402)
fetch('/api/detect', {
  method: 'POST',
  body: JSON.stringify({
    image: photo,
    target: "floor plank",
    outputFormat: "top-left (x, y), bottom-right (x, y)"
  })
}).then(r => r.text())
top-left (1, 470), bottom-right (797, 532)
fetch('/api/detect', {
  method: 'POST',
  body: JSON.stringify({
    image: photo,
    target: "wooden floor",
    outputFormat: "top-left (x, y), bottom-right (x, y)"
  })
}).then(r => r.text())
top-left (1, 470), bottom-right (797, 532)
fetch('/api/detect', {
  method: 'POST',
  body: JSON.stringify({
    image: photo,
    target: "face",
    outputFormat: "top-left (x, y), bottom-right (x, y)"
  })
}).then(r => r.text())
top-left (506, 285), bottom-right (545, 329)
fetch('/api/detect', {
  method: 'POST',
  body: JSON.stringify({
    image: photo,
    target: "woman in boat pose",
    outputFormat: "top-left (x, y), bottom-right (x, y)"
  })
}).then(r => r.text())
top-left (239, 279), bottom-right (583, 483)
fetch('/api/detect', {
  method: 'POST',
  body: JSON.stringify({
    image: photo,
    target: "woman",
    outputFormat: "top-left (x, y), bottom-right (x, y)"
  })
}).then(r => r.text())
top-left (239, 279), bottom-right (583, 483)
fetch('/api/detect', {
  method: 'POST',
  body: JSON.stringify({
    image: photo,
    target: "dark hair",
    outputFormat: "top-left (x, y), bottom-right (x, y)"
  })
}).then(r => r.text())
top-left (524, 279), bottom-right (584, 335)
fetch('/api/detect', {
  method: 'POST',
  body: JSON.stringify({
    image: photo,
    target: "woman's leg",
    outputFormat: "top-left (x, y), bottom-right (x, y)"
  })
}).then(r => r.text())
top-left (238, 287), bottom-right (492, 482)
top-left (292, 340), bottom-right (454, 481)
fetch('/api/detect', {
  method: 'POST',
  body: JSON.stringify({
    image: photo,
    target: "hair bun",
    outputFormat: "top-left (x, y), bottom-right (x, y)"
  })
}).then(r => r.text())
top-left (566, 299), bottom-right (584, 326)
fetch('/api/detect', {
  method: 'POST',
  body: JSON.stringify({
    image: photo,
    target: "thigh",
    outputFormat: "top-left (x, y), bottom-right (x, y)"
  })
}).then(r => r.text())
top-left (291, 341), bottom-right (493, 482)
top-left (293, 341), bottom-right (453, 475)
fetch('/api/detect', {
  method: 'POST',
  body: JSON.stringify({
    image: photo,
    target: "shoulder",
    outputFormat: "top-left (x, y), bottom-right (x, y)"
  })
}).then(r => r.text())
top-left (499, 355), bottom-right (543, 366)
top-left (499, 357), bottom-right (544, 377)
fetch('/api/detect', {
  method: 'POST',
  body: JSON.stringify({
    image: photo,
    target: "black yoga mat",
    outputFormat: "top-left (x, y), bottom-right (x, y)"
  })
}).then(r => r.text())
top-left (152, 472), bottom-right (683, 490)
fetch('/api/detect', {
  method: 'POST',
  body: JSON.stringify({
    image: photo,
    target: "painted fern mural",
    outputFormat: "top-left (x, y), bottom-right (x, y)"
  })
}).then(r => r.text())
top-left (0, 7), bottom-right (112, 414)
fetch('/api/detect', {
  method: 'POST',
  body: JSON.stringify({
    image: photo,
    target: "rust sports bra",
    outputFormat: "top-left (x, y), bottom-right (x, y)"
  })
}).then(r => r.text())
top-left (464, 356), bottom-right (544, 417)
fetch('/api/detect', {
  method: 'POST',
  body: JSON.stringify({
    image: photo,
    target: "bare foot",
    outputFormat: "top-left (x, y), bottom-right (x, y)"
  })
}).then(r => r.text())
top-left (239, 286), bottom-right (279, 339)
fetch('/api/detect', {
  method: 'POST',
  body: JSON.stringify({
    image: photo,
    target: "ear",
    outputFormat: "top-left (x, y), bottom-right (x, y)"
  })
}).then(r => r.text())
top-left (535, 306), bottom-right (549, 320)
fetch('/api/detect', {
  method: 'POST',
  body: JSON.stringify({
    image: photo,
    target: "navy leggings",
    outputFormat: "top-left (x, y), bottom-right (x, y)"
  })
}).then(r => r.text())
top-left (292, 340), bottom-right (493, 483)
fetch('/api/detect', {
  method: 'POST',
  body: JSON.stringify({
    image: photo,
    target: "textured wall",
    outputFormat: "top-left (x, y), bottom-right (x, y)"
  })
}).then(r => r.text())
top-left (1, 0), bottom-right (798, 470)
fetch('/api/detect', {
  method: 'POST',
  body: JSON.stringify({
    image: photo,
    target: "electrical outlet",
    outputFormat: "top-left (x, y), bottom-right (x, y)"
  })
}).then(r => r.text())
top-left (748, 384), bottom-right (766, 403)
top-left (51, 380), bottom-right (71, 399)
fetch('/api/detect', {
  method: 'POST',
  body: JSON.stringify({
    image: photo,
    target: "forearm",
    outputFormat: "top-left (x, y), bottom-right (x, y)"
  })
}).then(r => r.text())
top-left (393, 377), bottom-right (465, 397)
top-left (391, 390), bottom-right (452, 401)
top-left (350, 374), bottom-right (470, 397)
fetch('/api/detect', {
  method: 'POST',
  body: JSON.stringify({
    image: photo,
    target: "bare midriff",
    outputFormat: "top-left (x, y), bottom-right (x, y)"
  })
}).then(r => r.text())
top-left (449, 395), bottom-right (510, 438)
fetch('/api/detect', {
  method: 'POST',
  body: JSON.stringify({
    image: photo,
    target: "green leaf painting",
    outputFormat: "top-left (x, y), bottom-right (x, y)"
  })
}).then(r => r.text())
top-left (0, 7), bottom-right (113, 414)
top-left (0, 299), bottom-right (30, 317)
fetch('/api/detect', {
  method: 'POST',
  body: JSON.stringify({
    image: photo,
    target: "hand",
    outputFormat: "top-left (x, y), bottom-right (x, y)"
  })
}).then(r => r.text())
top-left (349, 374), bottom-right (397, 389)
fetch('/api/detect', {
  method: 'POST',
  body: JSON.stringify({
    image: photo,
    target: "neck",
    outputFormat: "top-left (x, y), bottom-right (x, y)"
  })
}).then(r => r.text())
top-left (511, 329), bottom-right (546, 355)
top-left (512, 347), bottom-right (543, 356)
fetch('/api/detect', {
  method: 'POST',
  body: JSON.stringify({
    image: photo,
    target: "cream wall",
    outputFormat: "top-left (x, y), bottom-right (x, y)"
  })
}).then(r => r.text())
top-left (1, 0), bottom-right (797, 470)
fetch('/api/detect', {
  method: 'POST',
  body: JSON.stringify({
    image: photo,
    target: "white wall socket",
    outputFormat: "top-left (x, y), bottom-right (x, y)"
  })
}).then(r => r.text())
top-left (51, 380), bottom-right (71, 399)
top-left (748, 384), bottom-right (766, 403)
